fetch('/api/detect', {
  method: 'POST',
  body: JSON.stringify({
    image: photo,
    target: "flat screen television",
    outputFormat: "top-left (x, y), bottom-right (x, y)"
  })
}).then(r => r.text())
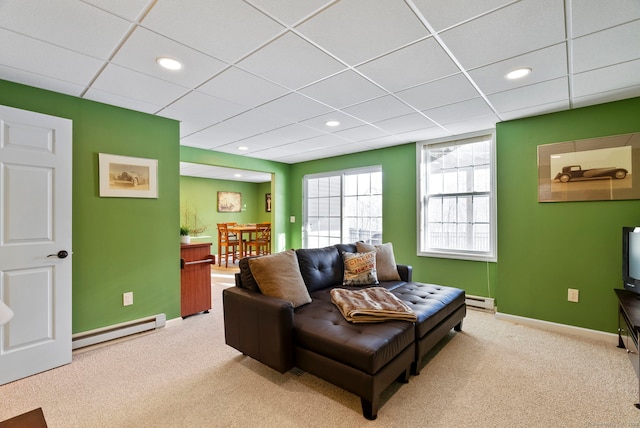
top-left (622, 226), bottom-right (640, 295)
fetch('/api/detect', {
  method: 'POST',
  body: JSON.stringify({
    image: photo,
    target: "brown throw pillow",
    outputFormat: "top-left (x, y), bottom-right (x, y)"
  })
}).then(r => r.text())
top-left (248, 250), bottom-right (311, 308)
top-left (342, 251), bottom-right (379, 286)
top-left (356, 242), bottom-right (401, 281)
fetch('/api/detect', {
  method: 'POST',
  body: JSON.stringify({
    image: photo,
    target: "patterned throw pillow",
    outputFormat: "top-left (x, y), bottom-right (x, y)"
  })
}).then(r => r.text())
top-left (356, 242), bottom-right (401, 281)
top-left (342, 251), bottom-right (379, 286)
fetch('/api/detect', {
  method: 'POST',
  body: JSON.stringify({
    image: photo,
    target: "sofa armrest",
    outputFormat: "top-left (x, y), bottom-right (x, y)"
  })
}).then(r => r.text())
top-left (223, 287), bottom-right (294, 373)
top-left (397, 264), bottom-right (412, 282)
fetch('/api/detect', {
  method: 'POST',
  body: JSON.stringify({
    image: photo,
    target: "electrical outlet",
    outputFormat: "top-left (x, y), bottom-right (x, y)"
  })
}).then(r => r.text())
top-left (123, 292), bottom-right (133, 306)
top-left (567, 288), bottom-right (579, 303)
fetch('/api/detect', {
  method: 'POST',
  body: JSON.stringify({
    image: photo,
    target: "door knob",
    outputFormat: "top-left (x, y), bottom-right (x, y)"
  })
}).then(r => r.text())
top-left (47, 250), bottom-right (69, 259)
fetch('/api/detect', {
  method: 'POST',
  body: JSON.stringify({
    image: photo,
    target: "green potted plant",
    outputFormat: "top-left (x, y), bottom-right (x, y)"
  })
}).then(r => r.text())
top-left (180, 225), bottom-right (191, 244)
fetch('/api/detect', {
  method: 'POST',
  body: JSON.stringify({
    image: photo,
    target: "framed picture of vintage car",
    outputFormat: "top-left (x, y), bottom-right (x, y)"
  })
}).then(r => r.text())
top-left (537, 132), bottom-right (640, 202)
top-left (99, 153), bottom-right (158, 198)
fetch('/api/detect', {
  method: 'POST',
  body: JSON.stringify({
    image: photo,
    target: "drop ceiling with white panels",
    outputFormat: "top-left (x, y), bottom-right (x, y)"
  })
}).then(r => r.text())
top-left (1, 0), bottom-right (639, 168)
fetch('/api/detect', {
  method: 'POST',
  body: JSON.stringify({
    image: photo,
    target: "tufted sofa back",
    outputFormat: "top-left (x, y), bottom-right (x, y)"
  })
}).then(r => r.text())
top-left (236, 243), bottom-right (360, 293)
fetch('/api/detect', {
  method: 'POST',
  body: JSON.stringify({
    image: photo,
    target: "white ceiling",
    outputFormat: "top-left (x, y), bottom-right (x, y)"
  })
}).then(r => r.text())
top-left (180, 162), bottom-right (271, 183)
top-left (1, 0), bottom-right (640, 172)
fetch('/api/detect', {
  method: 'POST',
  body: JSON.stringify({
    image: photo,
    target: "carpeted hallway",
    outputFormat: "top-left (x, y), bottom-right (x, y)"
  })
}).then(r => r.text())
top-left (0, 268), bottom-right (638, 427)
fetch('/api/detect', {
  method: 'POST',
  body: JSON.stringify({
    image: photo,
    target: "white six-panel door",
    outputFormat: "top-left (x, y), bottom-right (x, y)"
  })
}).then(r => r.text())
top-left (0, 105), bottom-right (72, 385)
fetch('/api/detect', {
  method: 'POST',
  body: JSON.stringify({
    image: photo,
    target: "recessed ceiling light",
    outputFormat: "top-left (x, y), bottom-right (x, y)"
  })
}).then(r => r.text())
top-left (156, 57), bottom-right (182, 70)
top-left (505, 67), bottom-right (532, 80)
top-left (325, 120), bottom-right (340, 127)
top-left (234, 173), bottom-right (242, 178)
top-left (238, 146), bottom-right (248, 151)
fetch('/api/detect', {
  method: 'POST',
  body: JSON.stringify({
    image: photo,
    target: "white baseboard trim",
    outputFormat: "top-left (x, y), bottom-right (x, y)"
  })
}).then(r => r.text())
top-left (166, 317), bottom-right (184, 328)
top-left (494, 311), bottom-right (619, 346)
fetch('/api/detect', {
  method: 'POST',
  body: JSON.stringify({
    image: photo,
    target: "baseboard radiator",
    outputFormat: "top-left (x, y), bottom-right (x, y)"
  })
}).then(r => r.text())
top-left (465, 294), bottom-right (496, 311)
top-left (72, 314), bottom-right (166, 350)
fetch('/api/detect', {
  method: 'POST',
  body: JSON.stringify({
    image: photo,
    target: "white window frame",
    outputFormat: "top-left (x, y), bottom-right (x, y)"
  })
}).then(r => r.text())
top-left (303, 166), bottom-right (382, 249)
top-left (417, 130), bottom-right (497, 262)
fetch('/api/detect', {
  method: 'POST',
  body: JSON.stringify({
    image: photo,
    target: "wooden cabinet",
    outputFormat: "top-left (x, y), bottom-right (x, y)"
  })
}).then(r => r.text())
top-left (180, 243), bottom-right (214, 318)
top-left (615, 288), bottom-right (640, 409)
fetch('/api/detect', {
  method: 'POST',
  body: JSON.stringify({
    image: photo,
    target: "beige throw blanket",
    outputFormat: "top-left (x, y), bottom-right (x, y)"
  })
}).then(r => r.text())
top-left (330, 287), bottom-right (417, 323)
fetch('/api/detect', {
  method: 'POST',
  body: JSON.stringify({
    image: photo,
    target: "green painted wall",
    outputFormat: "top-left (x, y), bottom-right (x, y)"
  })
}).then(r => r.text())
top-left (180, 176), bottom-right (271, 253)
top-left (0, 79), bottom-right (181, 333)
top-left (289, 144), bottom-right (497, 298)
top-left (179, 146), bottom-right (291, 252)
top-left (497, 97), bottom-right (640, 333)
top-left (5, 77), bottom-right (636, 335)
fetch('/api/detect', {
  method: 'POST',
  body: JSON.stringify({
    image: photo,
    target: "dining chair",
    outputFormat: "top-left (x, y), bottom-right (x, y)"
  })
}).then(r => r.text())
top-left (244, 222), bottom-right (271, 257)
top-left (217, 223), bottom-right (240, 267)
top-left (225, 222), bottom-right (239, 242)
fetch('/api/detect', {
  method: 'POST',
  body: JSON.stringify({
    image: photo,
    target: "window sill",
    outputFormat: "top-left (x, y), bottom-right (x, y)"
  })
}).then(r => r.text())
top-left (418, 250), bottom-right (496, 263)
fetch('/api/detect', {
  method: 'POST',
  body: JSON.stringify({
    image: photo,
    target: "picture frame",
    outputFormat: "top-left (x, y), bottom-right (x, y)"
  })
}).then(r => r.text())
top-left (218, 191), bottom-right (242, 212)
top-left (537, 132), bottom-right (640, 202)
top-left (265, 193), bottom-right (272, 212)
top-left (99, 153), bottom-right (158, 198)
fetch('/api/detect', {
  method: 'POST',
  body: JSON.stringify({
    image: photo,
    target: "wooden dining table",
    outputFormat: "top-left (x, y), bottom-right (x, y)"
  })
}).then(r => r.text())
top-left (228, 224), bottom-right (257, 258)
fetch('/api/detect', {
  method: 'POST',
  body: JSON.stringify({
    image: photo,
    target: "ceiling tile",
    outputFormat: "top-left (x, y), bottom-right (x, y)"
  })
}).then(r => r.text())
top-left (395, 127), bottom-right (450, 143)
top-left (356, 38), bottom-right (459, 92)
top-left (180, 122), bottom-right (251, 149)
top-left (342, 96), bottom-right (416, 124)
top-left (361, 135), bottom-right (406, 149)
top-left (498, 100), bottom-right (569, 121)
top-left (336, 125), bottom-right (390, 142)
top-left (395, 74), bottom-right (479, 111)
top-left (223, 107), bottom-right (295, 135)
top-left (249, 124), bottom-right (324, 147)
top-left (441, 115), bottom-right (499, 135)
top-left (158, 91), bottom-right (247, 131)
top-left (111, 27), bottom-right (227, 89)
top-left (0, 65), bottom-right (86, 97)
top-left (573, 59), bottom-right (640, 98)
top-left (0, 0), bottom-right (130, 59)
top-left (439, 0), bottom-right (566, 69)
top-left (468, 43), bottom-right (568, 95)
top-left (296, 0), bottom-right (430, 65)
top-left (307, 141), bottom-right (374, 158)
top-left (246, 0), bottom-right (334, 26)
top-left (571, 0), bottom-right (640, 38)
top-left (197, 67), bottom-right (289, 108)
top-left (422, 98), bottom-right (496, 125)
top-left (572, 20), bottom-right (640, 74)
top-left (238, 31), bottom-right (345, 90)
top-left (488, 78), bottom-right (569, 114)
top-left (91, 64), bottom-right (188, 107)
top-left (296, 133), bottom-right (352, 149)
top-left (83, 87), bottom-right (163, 114)
top-left (573, 86), bottom-right (640, 108)
top-left (299, 111), bottom-right (367, 133)
top-left (259, 93), bottom-right (332, 123)
top-left (82, 0), bottom-right (150, 21)
top-left (411, 0), bottom-right (515, 31)
top-left (374, 113), bottom-right (437, 134)
top-left (0, 28), bottom-right (104, 86)
top-left (141, 0), bottom-right (285, 63)
top-left (299, 70), bottom-right (386, 109)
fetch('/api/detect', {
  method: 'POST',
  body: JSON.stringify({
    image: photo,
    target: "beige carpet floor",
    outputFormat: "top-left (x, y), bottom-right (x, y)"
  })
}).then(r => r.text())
top-left (1, 270), bottom-right (638, 427)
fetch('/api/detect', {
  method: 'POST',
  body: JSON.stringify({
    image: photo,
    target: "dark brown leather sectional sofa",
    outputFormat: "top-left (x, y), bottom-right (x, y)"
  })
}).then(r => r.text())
top-left (223, 243), bottom-right (466, 420)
